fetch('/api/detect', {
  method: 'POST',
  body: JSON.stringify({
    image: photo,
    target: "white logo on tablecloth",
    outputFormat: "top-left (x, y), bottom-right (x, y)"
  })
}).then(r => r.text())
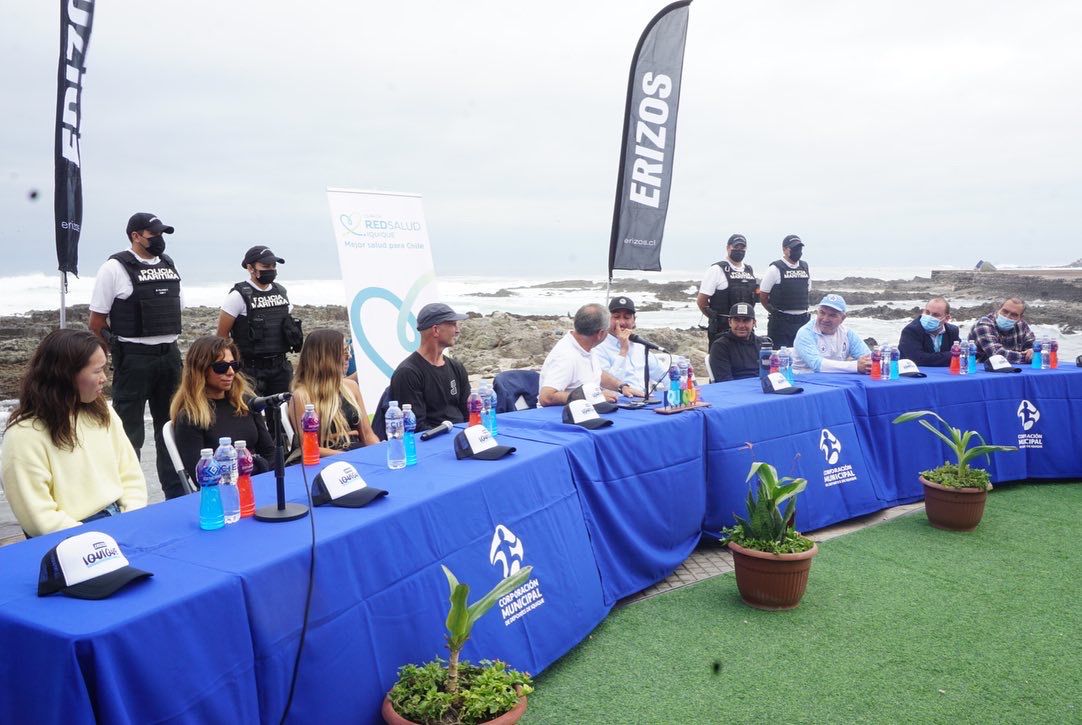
top-left (819, 427), bottom-right (857, 487)
top-left (1016, 399), bottom-right (1043, 449)
top-left (819, 428), bottom-right (841, 465)
top-left (489, 524), bottom-right (545, 626)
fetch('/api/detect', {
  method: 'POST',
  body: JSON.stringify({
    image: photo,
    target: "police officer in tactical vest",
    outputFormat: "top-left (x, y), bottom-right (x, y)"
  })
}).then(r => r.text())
top-left (758, 234), bottom-right (811, 347)
top-left (89, 212), bottom-right (186, 500)
top-left (216, 246), bottom-right (301, 396)
top-left (696, 234), bottom-right (758, 350)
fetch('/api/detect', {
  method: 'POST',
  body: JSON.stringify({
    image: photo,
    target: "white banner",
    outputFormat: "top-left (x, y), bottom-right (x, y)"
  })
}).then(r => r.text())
top-left (326, 188), bottom-right (439, 414)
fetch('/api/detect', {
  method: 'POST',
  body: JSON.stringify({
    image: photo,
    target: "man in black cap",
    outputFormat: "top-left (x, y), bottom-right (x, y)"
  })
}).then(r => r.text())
top-left (389, 303), bottom-right (471, 431)
top-left (89, 212), bottom-right (185, 499)
top-left (709, 303), bottom-right (769, 382)
top-left (216, 246), bottom-right (300, 396)
top-left (697, 234), bottom-right (758, 349)
top-left (594, 296), bottom-right (666, 396)
top-left (758, 234), bottom-right (811, 347)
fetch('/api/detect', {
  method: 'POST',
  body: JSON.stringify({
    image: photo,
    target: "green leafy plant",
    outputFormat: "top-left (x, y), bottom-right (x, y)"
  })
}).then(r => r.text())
top-left (387, 565), bottom-right (535, 724)
top-left (720, 462), bottom-right (814, 554)
top-left (892, 410), bottom-right (1016, 490)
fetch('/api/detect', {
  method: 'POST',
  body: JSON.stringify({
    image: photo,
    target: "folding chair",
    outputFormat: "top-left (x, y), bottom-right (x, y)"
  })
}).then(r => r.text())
top-left (493, 370), bottom-right (540, 412)
top-left (162, 420), bottom-right (197, 494)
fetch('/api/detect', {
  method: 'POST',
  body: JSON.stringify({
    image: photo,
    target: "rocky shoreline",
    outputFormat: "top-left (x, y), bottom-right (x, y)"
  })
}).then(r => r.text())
top-left (1, 271), bottom-right (1080, 401)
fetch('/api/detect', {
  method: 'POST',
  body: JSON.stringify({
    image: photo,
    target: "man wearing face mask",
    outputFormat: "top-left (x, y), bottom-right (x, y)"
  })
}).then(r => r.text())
top-left (968, 297), bottom-right (1035, 364)
top-left (89, 212), bottom-right (186, 499)
top-left (697, 234), bottom-right (758, 350)
top-left (216, 246), bottom-right (301, 396)
top-left (758, 234), bottom-right (811, 347)
top-left (898, 297), bottom-right (961, 366)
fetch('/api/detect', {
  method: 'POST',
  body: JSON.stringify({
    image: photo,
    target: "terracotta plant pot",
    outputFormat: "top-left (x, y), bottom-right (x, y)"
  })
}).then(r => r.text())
top-left (382, 691), bottom-right (527, 725)
top-left (728, 540), bottom-right (819, 610)
top-left (920, 475), bottom-right (988, 531)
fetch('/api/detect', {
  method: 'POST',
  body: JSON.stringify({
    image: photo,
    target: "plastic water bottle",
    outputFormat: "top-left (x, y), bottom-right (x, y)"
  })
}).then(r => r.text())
top-left (197, 448), bottom-right (224, 531)
top-left (967, 341), bottom-right (978, 374)
top-left (668, 364), bottom-right (680, 407)
top-left (949, 341), bottom-right (961, 374)
top-left (779, 348), bottom-right (794, 383)
top-left (385, 400), bottom-right (406, 470)
top-left (478, 383), bottom-right (493, 434)
top-left (235, 440), bottom-right (255, 518)
top-left (758, 343), bottom-right (772, 384)
top-left (467, 388), bottom-right (483, 427)
top-left (486, 385), bottom-right (499, 436)
top-left (402, 403), bottom-right (417, 466)
top-left (1031, 337), bottom-right (1043, 369)
top-left (1050, 338), bottom-right (1059, 369)
top-left (1039, 336), bottom-right (1050, 369)
top-left (769, 350), bottom-right (780, 375)
top-left (214, 437), bottom-right (239, 524)
top-left (301, 403), bottom-right (320, 465)
top-left (685, 364), bottom-right (696, 405)
top-left (889, 346), bottom-right (900, 380)
top-left (870, 346), bottom-right (882, 380)
top-left (958, 341), bottom-right (969, 375)
top-left (677, 357), bottom-right (689, 392)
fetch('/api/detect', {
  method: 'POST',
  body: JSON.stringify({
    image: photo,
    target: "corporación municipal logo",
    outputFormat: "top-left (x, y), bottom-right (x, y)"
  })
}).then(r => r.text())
top-left (488, 525), bottom-right (545, 626)
top-left (819, 428), bottom-right (857, 486)
top-left (1016, 399), bottom-right (1043, 449)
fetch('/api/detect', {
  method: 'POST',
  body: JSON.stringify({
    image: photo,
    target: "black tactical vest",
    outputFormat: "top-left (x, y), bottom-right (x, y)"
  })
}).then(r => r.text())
top-left (230, 281), bottom-right (291, 358)
top-left (767, 260), bottom-right (810, 311)
top-left (107, 252), bottom-right (182, 337)
top-left (708, 260), bottom-right (758, 312)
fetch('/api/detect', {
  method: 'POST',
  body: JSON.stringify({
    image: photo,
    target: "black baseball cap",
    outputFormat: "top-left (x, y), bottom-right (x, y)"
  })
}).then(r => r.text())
top-left (38, 531), bottom-right (153, 600)
top-left (311, 461), bottom-right (388, 508)
top-left (563, 399), bottom-right (615, 429)
top-left (727, 234), bottom-right (747, 247)
top-left (242, 246), bottom-right (285, 268)
top-left (126, 212), bottom-right (174, 236)
top-left (454, 425), bottom-right (516, 460)
top-left (727, 303), bottom-right (755, 319)
top-left (609, 296), bottom-right (636, 314)
top-left (782, 234), bottom-right (803, 249)
top-left (568, 383), bottom-right (618, 414)
top-left (416, 303), bottom-right (468, 331)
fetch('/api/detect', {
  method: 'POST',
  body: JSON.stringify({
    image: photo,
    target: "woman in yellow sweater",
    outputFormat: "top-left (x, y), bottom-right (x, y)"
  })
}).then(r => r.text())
top-left (1, 329), bottom-right (147, 537)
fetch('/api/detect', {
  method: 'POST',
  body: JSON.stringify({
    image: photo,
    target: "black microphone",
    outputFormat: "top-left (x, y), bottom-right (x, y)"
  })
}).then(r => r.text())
top-left (419, 420), bottom-right (454, 441)
top-left (629, 333), bottom-right (667, 353)
top-left (249, 391), bottom-right (292, 413)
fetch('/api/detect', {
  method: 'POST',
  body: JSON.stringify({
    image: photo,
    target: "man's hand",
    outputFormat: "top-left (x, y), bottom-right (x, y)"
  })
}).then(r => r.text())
top-left (602, 389), bottom-right (619, 403)
top-left (856, 354), bottom-right (872, 375)
top-left (614, 326), bottom-right (632, 356)
top-left (626, 385), bottom-right (645, 398)
top-left (1024, 349), bottom-right (1034, 362)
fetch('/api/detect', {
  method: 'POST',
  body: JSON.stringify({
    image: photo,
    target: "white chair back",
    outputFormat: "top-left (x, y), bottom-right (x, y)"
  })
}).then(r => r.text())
top-left (703, 354), bottom-right (714, 384)
top-left (162, 420), bottom-right (197, 494)
top-left (278, 402), bottom-right (295, 448)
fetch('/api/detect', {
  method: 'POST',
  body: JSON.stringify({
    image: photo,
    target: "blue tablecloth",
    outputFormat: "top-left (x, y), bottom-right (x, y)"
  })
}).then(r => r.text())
top-left (0, 434), bottom-right (609, 724)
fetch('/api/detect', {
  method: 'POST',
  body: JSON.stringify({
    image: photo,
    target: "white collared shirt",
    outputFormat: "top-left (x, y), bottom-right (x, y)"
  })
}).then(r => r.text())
top-left (594, 332), bottom-right (669, 388)
top-left (538, 331), bottom-right (602, 396)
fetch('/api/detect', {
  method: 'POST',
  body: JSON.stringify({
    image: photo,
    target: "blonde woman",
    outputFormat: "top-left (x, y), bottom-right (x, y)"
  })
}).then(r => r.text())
top-left (170, 336), bottom-right (274, 480)
top-left (289, 329), bottom-right (378, 456)
top-left (2, 329), bottom-right (147, 537)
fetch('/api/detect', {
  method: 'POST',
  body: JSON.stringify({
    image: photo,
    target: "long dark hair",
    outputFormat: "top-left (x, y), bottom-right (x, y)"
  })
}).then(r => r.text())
top-left (170, 335), bottom-right (253, 429)
top-left (7, 329), bottom-right (111, 450)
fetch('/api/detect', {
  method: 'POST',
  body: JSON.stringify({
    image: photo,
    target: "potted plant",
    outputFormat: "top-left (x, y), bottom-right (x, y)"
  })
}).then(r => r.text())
top-left (892, 409), bottom-right (1016, 531)
top-left (720, 462), bottom-right (818, 610)
top-left (383, 564), bottom-right (535, 725)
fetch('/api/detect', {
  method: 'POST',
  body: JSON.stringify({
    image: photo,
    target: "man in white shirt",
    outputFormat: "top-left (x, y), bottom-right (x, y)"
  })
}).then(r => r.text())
top-left (538, 304), bottom-right (629, 406)
top-left (696, 234), bottom-right (758, 349)
top-left (593, 296), bottom-right (668, 397)
top-left (88, 212), bottom-right (186, 499)
top-left (792, 294), bottom-right (872, 374)
top-left (758, 234), bottom-right (811, 347)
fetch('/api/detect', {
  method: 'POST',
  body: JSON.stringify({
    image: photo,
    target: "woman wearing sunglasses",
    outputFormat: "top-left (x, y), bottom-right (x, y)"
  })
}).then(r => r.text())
top-left (288, 328), bottom-right (378, 457)
top-left (169, 335), bottom-right (275, 482)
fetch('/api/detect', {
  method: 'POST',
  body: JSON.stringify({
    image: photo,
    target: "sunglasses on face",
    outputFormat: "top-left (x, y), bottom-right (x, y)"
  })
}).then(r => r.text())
top-left (210, 360), bottom-right (242, 374)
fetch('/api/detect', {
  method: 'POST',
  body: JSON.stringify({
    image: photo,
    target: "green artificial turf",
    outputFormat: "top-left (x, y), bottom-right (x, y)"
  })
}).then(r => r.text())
top-left (523, 482), bottom-right (1082, 724)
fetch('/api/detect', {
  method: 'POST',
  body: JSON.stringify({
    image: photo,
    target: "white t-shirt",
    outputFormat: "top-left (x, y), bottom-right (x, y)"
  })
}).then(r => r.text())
top-left (698, 259), bottom-right (747, 296)
top-left (759, 260), bottom-right (808, 314)
top-left (594, 333), bottom-right (668, 388)
top-left (220, 280), bottom-right (293, 318)
top-left (538, 331), bottom-right (602, 398)
top-left (89, 254), bottom-right (184, 345)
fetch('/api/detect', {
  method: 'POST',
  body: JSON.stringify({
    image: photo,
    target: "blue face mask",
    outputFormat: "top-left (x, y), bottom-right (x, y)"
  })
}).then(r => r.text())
top-left (995, 314), bottom-right (1016, 332)
top-left (920, 314), bottom-right (942, 333)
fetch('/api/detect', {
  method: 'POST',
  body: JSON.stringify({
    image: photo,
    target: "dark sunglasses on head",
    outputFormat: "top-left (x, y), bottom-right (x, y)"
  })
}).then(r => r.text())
top-left (210, 360), bottom-right (242, 374)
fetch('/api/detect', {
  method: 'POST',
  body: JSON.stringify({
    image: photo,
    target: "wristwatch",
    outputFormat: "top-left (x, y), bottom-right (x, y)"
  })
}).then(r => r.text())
top-left (619, 383), bottom-right (631, 396)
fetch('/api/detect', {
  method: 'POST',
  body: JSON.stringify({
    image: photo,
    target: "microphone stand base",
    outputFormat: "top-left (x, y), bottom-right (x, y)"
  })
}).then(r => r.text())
top-left (254, 503), bottom-right (309, 522)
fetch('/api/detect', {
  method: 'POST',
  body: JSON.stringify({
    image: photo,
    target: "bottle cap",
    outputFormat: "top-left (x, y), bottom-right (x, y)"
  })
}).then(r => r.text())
top-left (218, 437), bottom-right (231, 445)
top-left (235, 440), bottom-right (247, 448)
top-left (200, 448), bottom-right (213, 457)
top-left (305, 403), bottom-right (315, 411)
top-left (402, 404), bottom-right (412, 410)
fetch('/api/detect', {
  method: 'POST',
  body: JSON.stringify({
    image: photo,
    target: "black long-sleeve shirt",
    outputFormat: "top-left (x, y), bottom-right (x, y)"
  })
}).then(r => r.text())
top-left (709, 332), bottom-right (765, 382)
top-left (389, 351), bottom-right (470, 431)
top-left (173, 397), bottom-right (275, 481)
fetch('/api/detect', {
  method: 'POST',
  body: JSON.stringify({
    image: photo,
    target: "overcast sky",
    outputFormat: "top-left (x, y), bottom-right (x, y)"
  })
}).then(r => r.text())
top-left (4, 1), bottom-right (1081, 283)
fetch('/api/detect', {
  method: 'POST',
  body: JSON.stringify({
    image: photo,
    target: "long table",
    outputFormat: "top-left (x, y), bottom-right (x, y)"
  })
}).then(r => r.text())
top-left (2, 366), bottom-right (1080, 723)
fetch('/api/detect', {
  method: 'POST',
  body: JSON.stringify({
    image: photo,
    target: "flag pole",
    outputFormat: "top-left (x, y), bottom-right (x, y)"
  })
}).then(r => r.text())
top-left (59, 272), bottom-right (68, 329)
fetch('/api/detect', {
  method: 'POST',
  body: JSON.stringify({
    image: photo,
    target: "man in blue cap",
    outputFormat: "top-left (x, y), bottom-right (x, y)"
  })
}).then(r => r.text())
top-left (792, 294), bottom-right (872, 374)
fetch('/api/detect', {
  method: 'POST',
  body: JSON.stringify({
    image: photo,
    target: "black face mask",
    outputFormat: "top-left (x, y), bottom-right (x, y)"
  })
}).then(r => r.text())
top-left (788, 247), bottom-right (803, 262)
top-left (729, 249), bottom-right (746, 263)
top-left (146, 235), bottom-right (166, 256)
top-left (256, 269), bottom-right (278, 285)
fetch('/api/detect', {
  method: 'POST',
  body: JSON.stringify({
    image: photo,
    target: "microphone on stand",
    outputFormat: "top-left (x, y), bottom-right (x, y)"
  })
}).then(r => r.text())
top-left (629, 333), bottom-right (667, 353)
top-left (419, 421), bottom-right (454, 441)
top-left (249, 391), bottom-right (292, 413)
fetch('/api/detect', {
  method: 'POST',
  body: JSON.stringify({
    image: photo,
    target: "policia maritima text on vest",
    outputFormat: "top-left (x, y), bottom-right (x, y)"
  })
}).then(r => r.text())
top-left (89, 212), bottom-right (186, 500)
top-left (758, 234), bottom-right (811, 348)
top-left (697, 233), bottom-right (758, 350)
top-left (216, 246), bottom-right (302, 397)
